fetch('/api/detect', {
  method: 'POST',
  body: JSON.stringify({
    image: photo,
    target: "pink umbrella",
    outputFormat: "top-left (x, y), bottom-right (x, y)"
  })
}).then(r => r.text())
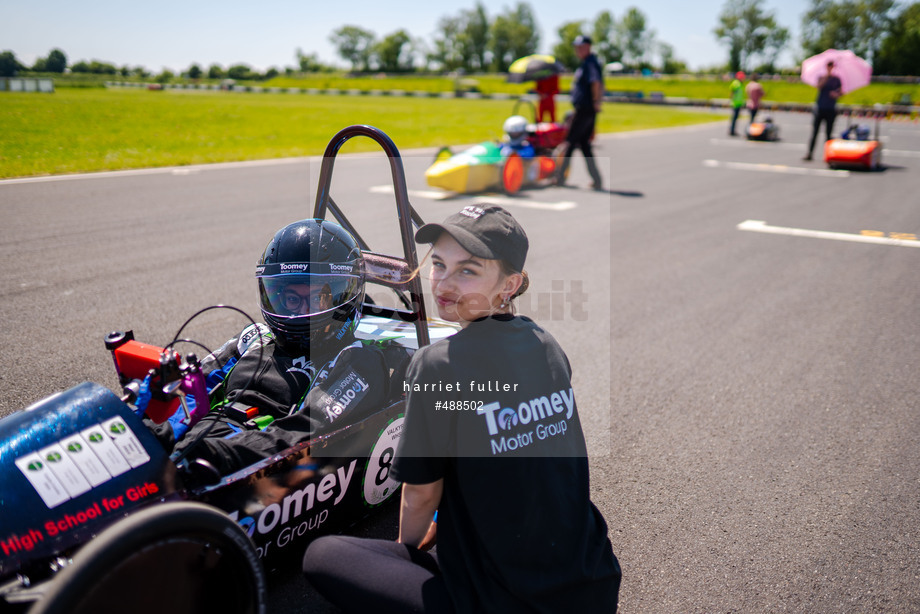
top-left (801, 49), bottom-right (872, 95)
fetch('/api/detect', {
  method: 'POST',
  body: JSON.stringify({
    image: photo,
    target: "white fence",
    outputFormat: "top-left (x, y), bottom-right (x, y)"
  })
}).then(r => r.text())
top-left (0, 78), bottom-right (55, 92)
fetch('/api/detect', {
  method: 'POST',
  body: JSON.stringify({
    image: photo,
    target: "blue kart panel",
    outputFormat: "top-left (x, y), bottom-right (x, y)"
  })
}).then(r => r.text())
top-left (0, 382), bottom-right (176, 578)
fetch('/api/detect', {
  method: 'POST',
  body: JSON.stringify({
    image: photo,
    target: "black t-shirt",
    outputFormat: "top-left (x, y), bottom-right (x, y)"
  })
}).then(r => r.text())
top-left (817, 75), bottom-right (842, 110)
top-left (393, 315), bottom-right (620, 614)
top-left (571, 53), bottom-right (603, 112)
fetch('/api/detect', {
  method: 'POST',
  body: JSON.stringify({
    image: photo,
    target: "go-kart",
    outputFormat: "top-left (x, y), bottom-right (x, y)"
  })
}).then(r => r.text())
top-left (746, 117), bottom-right (780, 141)
top-left (824, 115), bottom-right (883, 171)
top-left (424, 98), bottom-right (569, 195)
top-left (0, 125), bottom-right (458, 614)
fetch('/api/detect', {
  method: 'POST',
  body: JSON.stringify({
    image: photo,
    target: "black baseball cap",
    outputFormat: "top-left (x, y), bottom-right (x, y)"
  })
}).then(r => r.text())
top-left (415, 205), bottom-right (529, 272)
top-left (574, 35), bottom-right (592, 46)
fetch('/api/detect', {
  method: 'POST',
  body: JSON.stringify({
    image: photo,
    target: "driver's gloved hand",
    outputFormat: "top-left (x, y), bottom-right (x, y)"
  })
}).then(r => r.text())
top-left (133, 375), bottom-right (153, 417)
top-left (205, 356), bottom-right (237, 389)
top-left (167, 395), bottom-right (199, 440)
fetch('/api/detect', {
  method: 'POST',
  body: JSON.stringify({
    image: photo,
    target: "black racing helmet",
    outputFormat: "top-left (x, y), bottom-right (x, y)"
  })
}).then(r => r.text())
top-left (256, 219), bottom-right (365, 353)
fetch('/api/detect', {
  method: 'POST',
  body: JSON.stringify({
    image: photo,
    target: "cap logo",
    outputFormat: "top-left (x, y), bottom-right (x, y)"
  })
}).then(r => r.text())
top-left (460, 206), bottom-right (485, 220)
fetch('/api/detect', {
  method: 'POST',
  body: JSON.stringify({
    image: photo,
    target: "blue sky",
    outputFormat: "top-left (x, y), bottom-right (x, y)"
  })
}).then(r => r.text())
top-left (4, 0), bottom-right (808, 72)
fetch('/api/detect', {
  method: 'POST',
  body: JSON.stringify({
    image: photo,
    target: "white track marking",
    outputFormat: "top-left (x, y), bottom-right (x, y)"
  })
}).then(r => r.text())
top-left (369, 185), bottom-right (577, 211)
top-left (709, 138), bottom-right (804, 150)
top-left (704, 159), bottom-right (850, 177)
top-left (708, 138), bottom-right (920, 158)
top-left (737, 220), bottom-right (920, 248)
top-left (0, 157), bottom-right (310, 185)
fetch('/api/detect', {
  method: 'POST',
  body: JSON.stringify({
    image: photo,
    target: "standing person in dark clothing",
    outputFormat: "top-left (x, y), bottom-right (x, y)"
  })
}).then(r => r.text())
top-left (556, 34), bottom-right (605, 190)
top-left (302, 205), bottom-right (621, 614)
top-left (803, 61), bottom-right (843, 161)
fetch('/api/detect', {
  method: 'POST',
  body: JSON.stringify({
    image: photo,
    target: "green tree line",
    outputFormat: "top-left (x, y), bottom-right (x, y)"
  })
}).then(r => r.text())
top-left (715, 0), bottom-right (918, 74)
top-left (2, 0), bottom-right (918, 79)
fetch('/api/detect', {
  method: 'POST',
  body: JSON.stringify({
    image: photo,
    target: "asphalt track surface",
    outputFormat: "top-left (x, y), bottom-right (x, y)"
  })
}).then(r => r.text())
top-left (1, 110), bottom-right (918, 612)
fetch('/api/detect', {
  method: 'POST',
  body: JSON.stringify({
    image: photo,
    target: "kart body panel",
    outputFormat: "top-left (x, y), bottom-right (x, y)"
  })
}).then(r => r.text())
top-left (824, 138), bottom-right (882, 170)
top-left (425, 141), bottom-right (503, 193)
top-left (0, 382), bottom-right (177, 579)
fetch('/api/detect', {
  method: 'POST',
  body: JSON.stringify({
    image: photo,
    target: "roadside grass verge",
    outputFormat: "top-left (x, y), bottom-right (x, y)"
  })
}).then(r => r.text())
top-left (0, 88), bottom-right (723, 178)
top-left (262, 73), bottom-right (919, 107)
top-left (583, 76), bottom-right (919, 107)
top-left (33, 71), bottom-right (920, 106)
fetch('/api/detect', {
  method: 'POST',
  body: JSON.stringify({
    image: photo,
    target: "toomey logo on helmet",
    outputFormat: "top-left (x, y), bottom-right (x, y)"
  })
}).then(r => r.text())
top-left (256, 219), bottom-right (366, 354)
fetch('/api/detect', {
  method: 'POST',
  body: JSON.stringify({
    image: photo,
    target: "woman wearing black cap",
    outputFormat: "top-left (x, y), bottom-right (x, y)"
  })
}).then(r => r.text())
top-left (303, 205), bottom-right (621, 613)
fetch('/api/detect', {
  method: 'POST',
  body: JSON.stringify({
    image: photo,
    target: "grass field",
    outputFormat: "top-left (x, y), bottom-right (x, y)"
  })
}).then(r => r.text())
top-left (0, 88), bottom-right (725, 179)
top-left (262, 73), bottom-right (920, 107)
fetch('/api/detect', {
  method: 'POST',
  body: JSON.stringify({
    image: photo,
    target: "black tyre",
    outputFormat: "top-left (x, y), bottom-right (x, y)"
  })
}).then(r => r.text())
top-left (31, 502), bottom-right (266, 614)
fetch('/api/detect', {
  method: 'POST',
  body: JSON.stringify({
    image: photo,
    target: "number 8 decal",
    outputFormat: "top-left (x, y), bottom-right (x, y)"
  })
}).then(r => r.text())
top-left (375, 447), bottom-right (394, 486)
top-left (363, 416), bottom-right (404, 506)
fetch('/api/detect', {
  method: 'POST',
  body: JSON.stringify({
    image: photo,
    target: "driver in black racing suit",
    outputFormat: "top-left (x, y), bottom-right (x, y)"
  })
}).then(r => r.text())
top-left (147, 219), bottom-right (409, 476)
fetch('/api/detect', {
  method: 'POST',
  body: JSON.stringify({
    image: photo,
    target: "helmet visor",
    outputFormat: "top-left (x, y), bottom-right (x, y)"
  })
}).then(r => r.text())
top-left (258, 262), bottom-right (362, 319)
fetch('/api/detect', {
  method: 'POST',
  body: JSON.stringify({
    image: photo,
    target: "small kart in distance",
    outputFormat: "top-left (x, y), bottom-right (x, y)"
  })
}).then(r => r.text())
top-left (425, 98), bottom-right (569, 195)
top-left (746, 117), bottom-right (780, 141)
top-left (824, 116), bottom-right (883, 170)
top-left (0, 125), bottom-right (458, 614)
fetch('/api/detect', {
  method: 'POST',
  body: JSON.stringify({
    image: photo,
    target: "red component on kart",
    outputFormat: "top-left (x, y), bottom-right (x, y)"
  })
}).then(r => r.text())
top-left (502, 153), bottom-right (525, 194)
top-left (113, 339), bottom-right (181, 424)
top-left (537, 156), bottom-right (556, 179)
top-left (530, 123), bottom-right (567, 150)
top-left (113, 340), bottom-right (164, 380)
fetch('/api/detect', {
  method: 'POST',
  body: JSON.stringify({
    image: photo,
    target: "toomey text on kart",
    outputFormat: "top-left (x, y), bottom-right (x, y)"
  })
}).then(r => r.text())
top-left (0, 125), bottom-right (459, 614)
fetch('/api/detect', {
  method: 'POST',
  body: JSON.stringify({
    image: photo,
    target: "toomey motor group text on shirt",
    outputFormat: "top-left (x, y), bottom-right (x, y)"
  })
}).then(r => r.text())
top-left (479, 387), bottom-right (576, 456)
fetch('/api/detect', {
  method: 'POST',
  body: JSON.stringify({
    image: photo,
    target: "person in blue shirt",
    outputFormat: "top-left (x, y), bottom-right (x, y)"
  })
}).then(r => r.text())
top-left (555, 35), bottom-right (604, 190)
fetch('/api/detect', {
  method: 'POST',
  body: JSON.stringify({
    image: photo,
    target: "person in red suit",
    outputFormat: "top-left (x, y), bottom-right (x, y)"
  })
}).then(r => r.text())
top-left (535, 74), bottom-right (559, 123)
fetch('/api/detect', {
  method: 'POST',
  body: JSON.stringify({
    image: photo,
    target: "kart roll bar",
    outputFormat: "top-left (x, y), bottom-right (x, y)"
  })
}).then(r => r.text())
top-left (312, 125), bottom-right (430, 347)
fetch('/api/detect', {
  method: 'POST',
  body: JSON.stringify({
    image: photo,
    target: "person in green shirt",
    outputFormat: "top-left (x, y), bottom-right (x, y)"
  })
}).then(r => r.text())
top-left (729, 71), bottom-right (745, 136)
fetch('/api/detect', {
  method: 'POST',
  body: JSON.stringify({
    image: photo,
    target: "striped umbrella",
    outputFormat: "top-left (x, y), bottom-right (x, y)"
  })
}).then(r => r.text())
top-left (507, 54), bottom-right (564, 83)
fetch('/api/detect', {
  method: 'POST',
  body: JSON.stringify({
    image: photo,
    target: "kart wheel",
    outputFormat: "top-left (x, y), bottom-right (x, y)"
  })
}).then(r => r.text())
top-left (502, 153), bottom-right (524, 195)
top-left (31, 502), bottom-right (266, 614)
